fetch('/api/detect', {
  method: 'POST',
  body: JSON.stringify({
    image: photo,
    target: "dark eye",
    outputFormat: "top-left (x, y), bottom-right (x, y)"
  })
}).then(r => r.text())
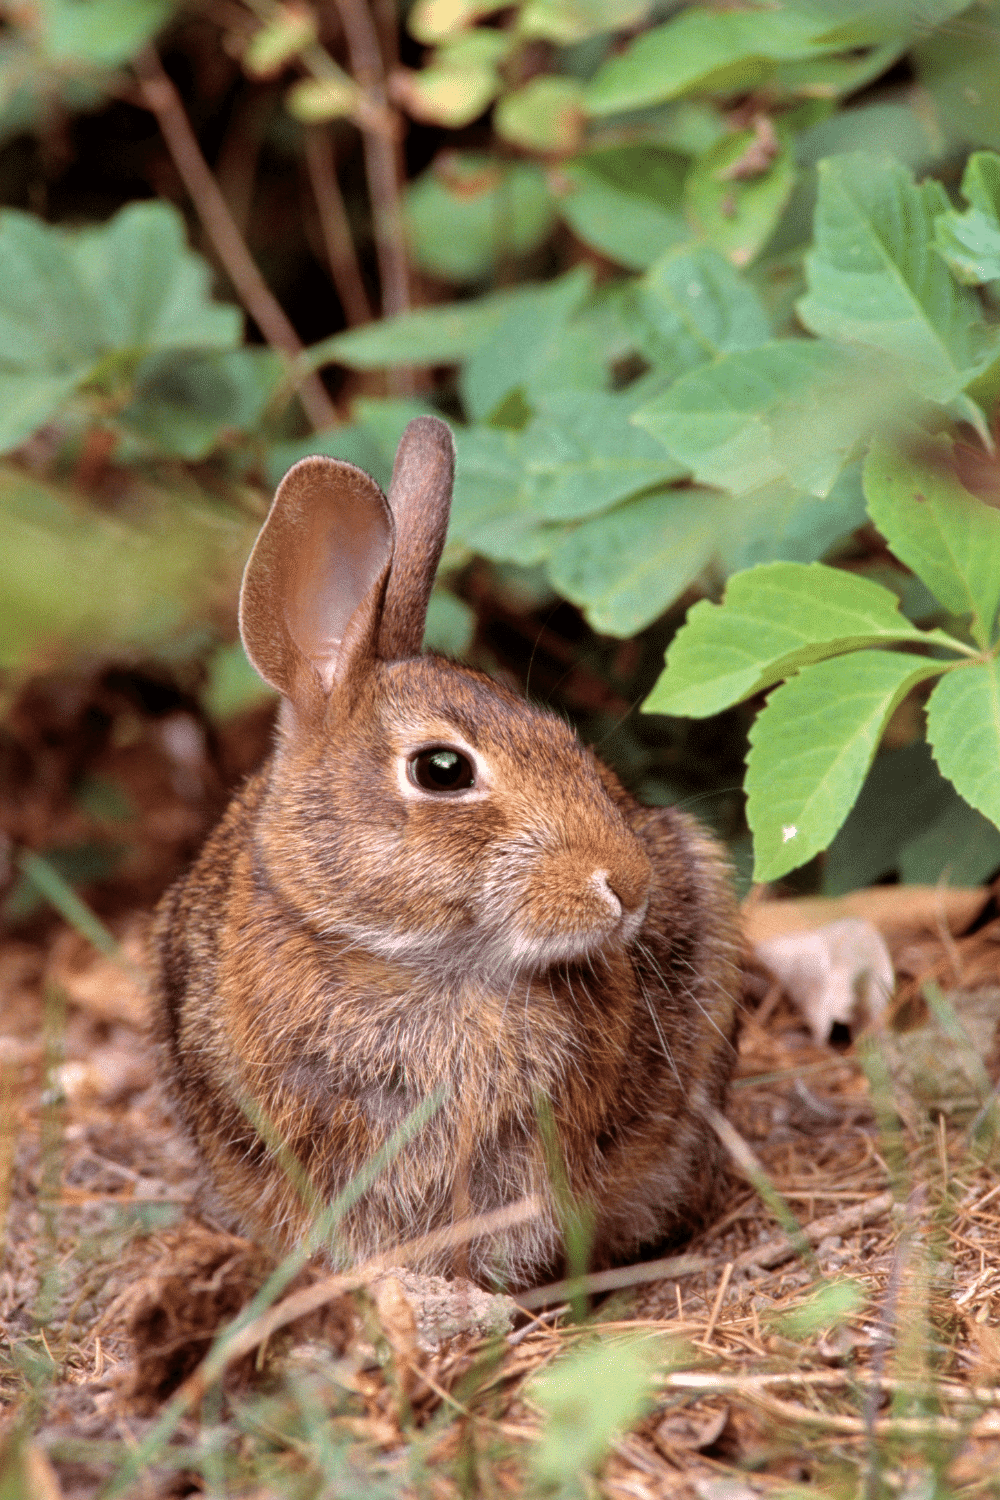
top-left (408, 747), bottom-right (475, 793)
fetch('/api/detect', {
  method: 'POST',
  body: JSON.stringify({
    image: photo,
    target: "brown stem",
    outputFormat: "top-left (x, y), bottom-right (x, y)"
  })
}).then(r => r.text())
top-left (303, 125), bottom-right (373, 327)
top-left (133, 46), bottom-right (338, 432)
top-left (328, 0), bottom-right (411, 323)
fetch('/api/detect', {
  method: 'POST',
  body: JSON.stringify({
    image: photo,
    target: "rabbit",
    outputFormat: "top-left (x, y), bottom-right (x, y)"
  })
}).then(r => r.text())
top-left (150, 415), bottom-right (742, 1290)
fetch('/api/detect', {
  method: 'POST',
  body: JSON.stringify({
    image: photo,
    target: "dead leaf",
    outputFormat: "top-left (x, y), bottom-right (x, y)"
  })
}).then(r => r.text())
top-left (754, 917), bottom-right (894, 1044)
top-left (967, 1320), bottom-right (1000, 1382)
top-left (46, 915), bottom-right (150, 1027)
top-left (370, 1266), bottom-right (516, 1352)
top-left (370, 1274), bottom-right (420, 1398)
top-left (744, 886), bottom-right (989, 947)
top-left (718, 114), bottom-right (780, 180)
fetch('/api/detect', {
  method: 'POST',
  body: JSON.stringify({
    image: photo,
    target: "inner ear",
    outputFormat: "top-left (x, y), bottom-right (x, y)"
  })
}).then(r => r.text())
top-left (239, 456), bottom-right (393, 710)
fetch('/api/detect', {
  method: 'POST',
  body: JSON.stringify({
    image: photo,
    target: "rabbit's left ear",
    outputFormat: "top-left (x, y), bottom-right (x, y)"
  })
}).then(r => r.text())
top-left (379, 416), bottom-right (455, 660)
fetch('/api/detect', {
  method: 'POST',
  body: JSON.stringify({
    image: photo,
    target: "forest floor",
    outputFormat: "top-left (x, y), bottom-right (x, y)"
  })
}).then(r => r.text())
top-left (2, 872), bottom-right (1000, 1499)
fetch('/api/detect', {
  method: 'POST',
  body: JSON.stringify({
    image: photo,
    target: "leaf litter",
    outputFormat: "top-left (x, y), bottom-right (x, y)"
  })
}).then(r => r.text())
top-left (3, 749), bottom-right (1000, 1494)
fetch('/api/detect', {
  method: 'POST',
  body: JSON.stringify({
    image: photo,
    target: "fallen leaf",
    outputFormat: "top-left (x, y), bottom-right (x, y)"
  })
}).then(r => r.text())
top-left (744, 886), bottom-right (989, 947)
top-left (46, 915), bottom-right (150, 1027)
top-left (754, 917), bottom-right (894, 1044)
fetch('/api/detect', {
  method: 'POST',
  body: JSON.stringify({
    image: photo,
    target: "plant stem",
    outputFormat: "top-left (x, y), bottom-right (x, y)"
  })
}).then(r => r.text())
top-left (325, 0), bottom-right (413, 393)
top-left (133, 46), bottom-right (338, 432)
top-left (304, 125), bottom-right (373, 327)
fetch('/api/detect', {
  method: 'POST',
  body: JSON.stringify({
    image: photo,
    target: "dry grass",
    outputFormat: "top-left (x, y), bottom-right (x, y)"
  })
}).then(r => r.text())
top-left (2, 886), bottom-right (1000, 1498)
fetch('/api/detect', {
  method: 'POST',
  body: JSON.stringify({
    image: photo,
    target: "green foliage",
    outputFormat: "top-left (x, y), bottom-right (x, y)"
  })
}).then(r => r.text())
top-left (527, 1335), bottom-right (662, 1495)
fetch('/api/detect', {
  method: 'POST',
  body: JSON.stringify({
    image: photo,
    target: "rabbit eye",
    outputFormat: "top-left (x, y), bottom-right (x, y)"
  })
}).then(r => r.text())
top-left (408, 747), bottom-right (475, 793)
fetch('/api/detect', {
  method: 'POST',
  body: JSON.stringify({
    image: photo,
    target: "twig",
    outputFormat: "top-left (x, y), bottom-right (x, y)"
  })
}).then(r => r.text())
top-left (703, 1262), bottom-right (733, 1346)
top-left (520, 1190), bottom-right (897, 1309)
top-left (304, 125), bottom-right (373, 326)
top-left (133, 46), bottom-right (337, 432)
top-left (325, 0), bottom-right (412, 338)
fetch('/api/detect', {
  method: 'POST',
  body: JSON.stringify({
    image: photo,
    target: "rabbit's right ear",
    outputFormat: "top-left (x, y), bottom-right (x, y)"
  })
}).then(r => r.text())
top-left (239, 456), bottom-right (393, 717)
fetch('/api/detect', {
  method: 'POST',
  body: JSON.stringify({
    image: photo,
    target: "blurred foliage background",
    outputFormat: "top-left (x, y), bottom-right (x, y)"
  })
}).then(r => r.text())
top-left (3, 0), bottom-right (1000, 924)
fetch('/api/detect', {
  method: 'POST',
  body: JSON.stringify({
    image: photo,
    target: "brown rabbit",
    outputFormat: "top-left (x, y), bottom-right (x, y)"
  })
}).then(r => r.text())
top-left (150, 416), bottom-right (742, 1289)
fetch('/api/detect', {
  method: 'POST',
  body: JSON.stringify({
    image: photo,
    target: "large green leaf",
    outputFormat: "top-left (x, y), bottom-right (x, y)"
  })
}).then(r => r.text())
top-left (268, 398), bottom-right (437, 491)
top-left (933, 150), bottom-right (1000, 285)
top-left (864, 432), bottom-right (1000, 648)
top-left (39, 0), bottom-right (174, 66)
top-left (460, 267), bottom-right (596, 420)
top-left (585, 6), bottom-right (832, 115)
top-left (797, 153), bottom-right (998, 402)
top-left (746, 649), bottom-right (949, 881)
top-left (404, 154), bottom-right (555, 283)
top-left (0, 370), bottom-right (85, 451)
top-left (0, 210), bottom-right (103, 373)
top-left (822, 739), bottom-right (956, 893)
top-left (546, 487), bottom-right (727, 635)
top-left (74, 201), bottom-right (242, 354)
top-left (635, 245), bottom-right (771, 377)
top-left (449, 426), bottom-right (553, 564)
top-left (719, 465), bottom-right (868, 572)
top-left (520, 391), bottom-right (686, 521)
top-left (684, 125), bottom-right (796, 267)
top-left (304, 285), bottom-right (550, 371)
top-left (644, 560), bottom-right (957, 718)
top-left (926, 660), bottom-right (1000, 830)
top-left (633, 340), bottom-right (884, 498)
top-left (121, 348), bottom-right (283, 460)
top-left (915, 5), bottom-right (1000, 153)
top-left (556, 147), bottom-right (689, 270)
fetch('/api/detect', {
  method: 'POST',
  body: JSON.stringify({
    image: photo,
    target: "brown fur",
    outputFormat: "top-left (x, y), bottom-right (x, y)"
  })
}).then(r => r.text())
top-left (150, 418), bottom-right (742, 1290)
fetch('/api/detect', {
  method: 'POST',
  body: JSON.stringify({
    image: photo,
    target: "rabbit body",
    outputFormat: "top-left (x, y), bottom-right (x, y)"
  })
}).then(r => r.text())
top-left (151, 419), bottom-right (741, 1289)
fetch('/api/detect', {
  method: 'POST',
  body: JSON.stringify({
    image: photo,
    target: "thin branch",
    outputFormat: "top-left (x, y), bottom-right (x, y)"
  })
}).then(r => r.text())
top-left (133, 46), bottom-right (338, 432)
top-left (326, 0), bottom-right (411, 322)
top-left (304, 124), bottom-right (373, 327)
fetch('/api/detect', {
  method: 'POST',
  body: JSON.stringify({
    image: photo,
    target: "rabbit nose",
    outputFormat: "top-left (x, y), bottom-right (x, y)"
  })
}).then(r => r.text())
top-left (592, 863), bottom-right (649, 919)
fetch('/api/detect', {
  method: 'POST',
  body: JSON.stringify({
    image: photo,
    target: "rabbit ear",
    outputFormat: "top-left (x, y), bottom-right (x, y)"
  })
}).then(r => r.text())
top-left (378, 416), bottom-right (455, 660)
top-left (239, 456), bottom-right (393, 715)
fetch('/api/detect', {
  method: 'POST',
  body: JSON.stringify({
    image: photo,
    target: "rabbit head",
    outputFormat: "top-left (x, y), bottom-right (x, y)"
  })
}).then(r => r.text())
top-left (238, 416), bottom-right (652, 989)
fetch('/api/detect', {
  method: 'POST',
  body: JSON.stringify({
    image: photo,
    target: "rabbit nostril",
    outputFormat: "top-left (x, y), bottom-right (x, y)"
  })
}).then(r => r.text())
top-left (592, 870), bottom-right (622, 918)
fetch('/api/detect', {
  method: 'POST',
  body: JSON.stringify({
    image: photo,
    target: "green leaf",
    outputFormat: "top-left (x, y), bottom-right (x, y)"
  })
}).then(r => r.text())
top-left (633, 340), bottom-right (883, 498)
top-left (864, 432), bottom-right (1000, 648)
top-left (450, 425), bottom-right (553, 565)
top-left (38, 0), bottom-right (174, 67)
top-left (746, 650), bottom-right (949, 881)
top-left (797, 153), bottom-right (998, 402)
top-left (584, 6), bottom-right (827, 116)
top-left (304, 285), bottom-right (551, 370)
top-left (405, 154), bottom-right (555, 283)
top-left (0, 369), bottom-right (84, 452)
top-left (933, 150), bottom-right (1000, 284)
top-left (460, 266), bottom-right (595, 420)
top-left (926, 660), bottom-right (1000, 831)
top-left (528, 1336), bottom-right (659, 1488)
top-left (684, 124), bottom-right (796, 268)
top-left (899, 780), bottom-right (1000, 886)
top-left (0, 210), bottom-right (103, 372)
top-left (268, 397), bottom-right (437, 492)
top-left (822, 739), bottom-right (956, 893)
top-left (423, 588), bottom-right (475, 656)
top-left (635, 245), bottom-right (771, 376)
top-left (644, 560), bottom-right (956, 719)
top-left (74, 201), bottom-right (242, 354)
top-left (521, 390), bottom-right (686, 520)
top-left (519, 0), bottom-right (648, 43)
top-left (120, 348), bottom-right (283, 459)
top-left (719, 465), bottom-right (869, 572)
top-left (494, 76), bottom-right (585, 153)
top-left (555, 147), bottom-right (688, 271)
top-left (915, 6), bottom-right (1000, 154)
top-left (546, 487), bottom-right (727, 635)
